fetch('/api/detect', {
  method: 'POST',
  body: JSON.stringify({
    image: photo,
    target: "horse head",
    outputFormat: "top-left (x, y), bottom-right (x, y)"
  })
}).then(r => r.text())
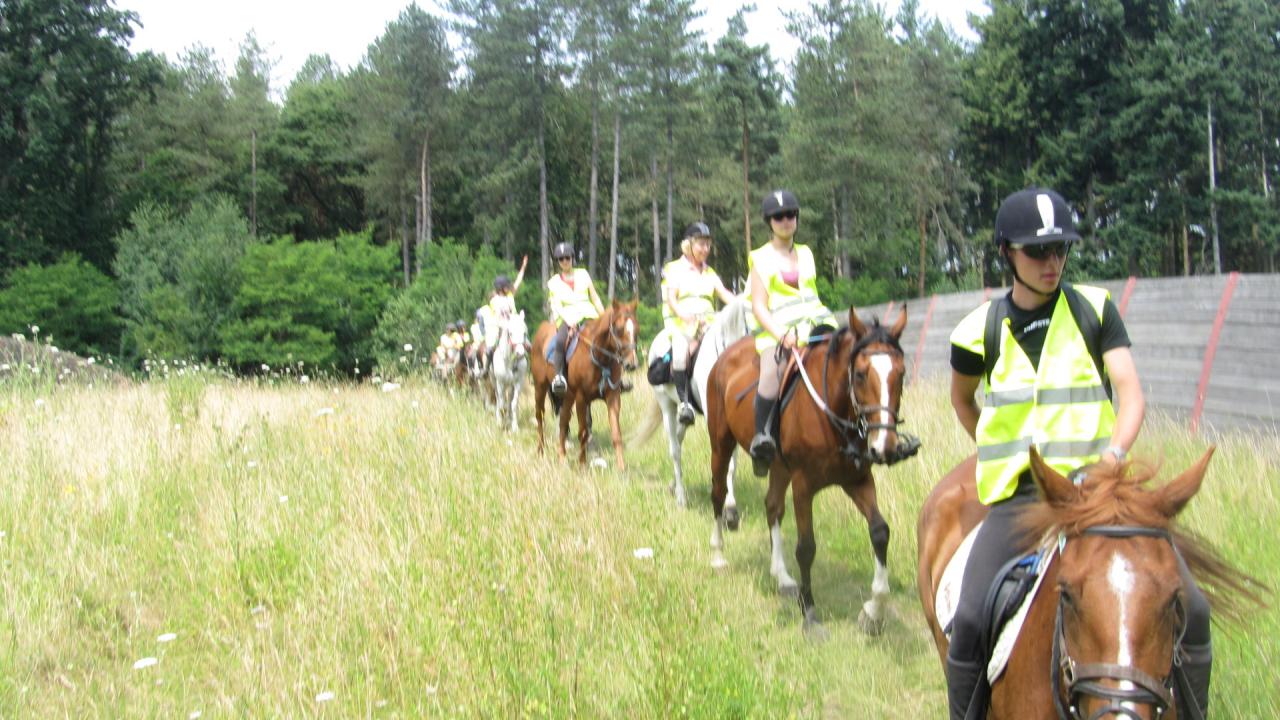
top-left (607, 299), bottom-right (639, 371)
top-left (1025, 447), bottom-right (1214, 720)
top-left (846, 307), bottom-right (914, 465)
top-left (506, 311), bottom-right (528, 359)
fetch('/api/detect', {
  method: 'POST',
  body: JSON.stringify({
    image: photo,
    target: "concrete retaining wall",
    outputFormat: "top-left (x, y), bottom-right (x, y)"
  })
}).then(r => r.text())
top-left (859, 273), bottom-right (1280, 433)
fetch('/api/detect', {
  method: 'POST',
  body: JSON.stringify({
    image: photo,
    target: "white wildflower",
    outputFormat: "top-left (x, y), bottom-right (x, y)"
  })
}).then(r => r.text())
top-left (279, 495), bottom-right (288, 504)
top-left (314, 407), bottom-right (334, 417)
top-left (590, 457), bottom-right (608, 470)
top-left (633, 547), bottom-right (654, 560)
top-left (189, 712), bottom-right (202, 719)
top-left (300, 375), bottom-right (310, 384)
top-left (157, 633), bottom-right (177, 643)
top-left (261, 364), bottom-right (269, 372)
top-left (86, 357), bottom-right (96, 365)
top-left (316, 691), bottom-right (335, 703)
top-left (132, 657), bottom-right (158, 670)
top-left (29, 325), bottom-right (38, 335)
top-left (403, 343), bottom-right (413, 352)
top-left (0, 364), bottom-right (9, 371)
top-left (34, 398), bottom-right (46, 408)
top-left (380, 382), bottom-right (400, 393)
top-left (250, 605), bottom-right (265, 615)
top-left (246, 461), bottom-right (259, 470)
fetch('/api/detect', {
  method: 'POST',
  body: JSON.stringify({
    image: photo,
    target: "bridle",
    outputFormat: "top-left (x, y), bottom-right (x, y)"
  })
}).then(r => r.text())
top-left (584, 312), bottom-right (637, 395)
top-left (1052, 525), bottom-right (1189, 720)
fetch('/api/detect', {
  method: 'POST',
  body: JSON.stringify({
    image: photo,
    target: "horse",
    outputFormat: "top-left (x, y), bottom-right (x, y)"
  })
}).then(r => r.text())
top-left (530, 300), bottom-right (639, 469)
top-left (704, 308), bottom-right (918, 635)
top-left (917, 447), bottom-right (1263, 719)
top-left (491, 310), bottom-right (529, 432)
top-left (630, 295), bottom-right (752, 512)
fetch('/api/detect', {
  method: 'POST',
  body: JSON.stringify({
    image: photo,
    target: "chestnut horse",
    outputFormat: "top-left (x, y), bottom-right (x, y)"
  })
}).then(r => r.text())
top-left (531, 300), bottom-right (639, 468)
top-left (705, 308), bottom-right (919, 635)
top-left (918, 448), bottom-right (1262, 719)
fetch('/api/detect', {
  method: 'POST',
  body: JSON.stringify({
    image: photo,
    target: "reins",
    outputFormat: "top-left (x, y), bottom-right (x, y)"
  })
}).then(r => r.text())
top-left (580, 312), bottom-right (635, 396)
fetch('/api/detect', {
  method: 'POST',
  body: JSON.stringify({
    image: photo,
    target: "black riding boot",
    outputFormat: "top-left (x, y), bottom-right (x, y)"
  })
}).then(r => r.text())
top-left (550, 331), bottom-right (568, 396)
top-left (1177, 641), bottom-right (1212, 720)
top-left (674, 369), bottom-right (694, 426)
top-left (749, 395), bottom-right (777, 477)
top-left (946, 656), bottom-right (986, 720)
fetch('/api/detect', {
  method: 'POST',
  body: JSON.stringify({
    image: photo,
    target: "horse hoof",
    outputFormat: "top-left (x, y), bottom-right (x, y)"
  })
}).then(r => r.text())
top-left (710, 556), bottom-right (728, 571)
top-left (857, 607), bottom-right (885, 636)
top-left (802, 613), bottom-right (829, 643)
top-left (724, 506), bottom-right (740, 531)
top-left (778, 581), bottom-right (799, 598)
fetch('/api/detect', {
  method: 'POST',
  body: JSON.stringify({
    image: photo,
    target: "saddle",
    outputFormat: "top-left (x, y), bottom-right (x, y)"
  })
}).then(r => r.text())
top-left (936, 523), bottom-right (1056, 689)
top-left (544, 326), bottom-right (582, 363)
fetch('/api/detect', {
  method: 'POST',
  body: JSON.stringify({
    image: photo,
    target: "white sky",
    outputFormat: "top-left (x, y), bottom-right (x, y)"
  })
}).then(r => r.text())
top-left (120, 0), bottom-right (989, 95)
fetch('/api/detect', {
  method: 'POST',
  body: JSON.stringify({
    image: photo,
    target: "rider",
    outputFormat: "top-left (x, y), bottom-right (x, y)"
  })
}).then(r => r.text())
top-left (747, 190), bottom-right (837, 476)
top-left (944, 187), bottom-right (1211, 720)
top-left (485, 255), bottom-right (530, 366)
top-left (547, 242), bottom-right (604, 397)
top-left (665, 221), bottom-right (735, 425)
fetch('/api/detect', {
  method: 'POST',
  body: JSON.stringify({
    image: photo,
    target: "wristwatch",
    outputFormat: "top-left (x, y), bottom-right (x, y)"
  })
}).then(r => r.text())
top-left (1104, 445), bottom-right (1127, 462)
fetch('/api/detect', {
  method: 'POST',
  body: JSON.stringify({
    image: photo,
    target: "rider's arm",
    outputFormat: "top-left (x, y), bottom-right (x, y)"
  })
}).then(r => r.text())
top-left (950, 370), bottom-right (981, 440)
top-left (513, 255), bottom-right (528, 293)
top-left (714, 277), bottom-right (736, 306)
top-left (750, 265), bottom-right (793, 349)
top-left (1102, 346), bottom-right (1145, 461)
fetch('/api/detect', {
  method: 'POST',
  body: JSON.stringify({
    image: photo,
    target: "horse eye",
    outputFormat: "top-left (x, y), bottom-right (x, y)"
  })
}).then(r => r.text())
top-left (854, 369), bottom-right (867, 382)
top-left (1057, 582), bottom-right (1076, 607)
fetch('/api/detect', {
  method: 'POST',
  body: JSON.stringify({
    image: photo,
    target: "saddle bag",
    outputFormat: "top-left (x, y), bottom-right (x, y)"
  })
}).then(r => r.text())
top-left (647, 351), bottom-right (672, 386)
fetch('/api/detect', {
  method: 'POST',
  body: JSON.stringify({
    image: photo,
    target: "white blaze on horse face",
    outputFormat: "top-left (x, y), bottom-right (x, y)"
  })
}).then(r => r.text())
top-left (1105, 550), bottom-right (1138, 666)
top-left (868, 353), bottom-right (894, 455)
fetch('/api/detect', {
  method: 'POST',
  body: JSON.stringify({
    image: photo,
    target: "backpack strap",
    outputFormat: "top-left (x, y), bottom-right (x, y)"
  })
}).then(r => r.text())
top-left (1060, 283), bottom-right (1110, 402)
top-left (982, 296), bottom-right (1010, 386)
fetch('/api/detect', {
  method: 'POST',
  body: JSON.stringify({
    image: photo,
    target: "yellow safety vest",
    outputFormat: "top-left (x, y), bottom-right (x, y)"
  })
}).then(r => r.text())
top-left (660, 259), bottom-right (680, 322)
top-left (547, 268), bottom-right (599, 327)
top-left (950, 285), bottom-right (1115, 504)
top-left (749, 242), bottom-right (835, 352)
top-left (665, 257), bottom-right (721, 337)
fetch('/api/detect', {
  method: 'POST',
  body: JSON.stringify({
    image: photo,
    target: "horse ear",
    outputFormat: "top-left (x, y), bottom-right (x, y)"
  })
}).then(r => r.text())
top-left (848, 308), bottom-right (867, 338)
top-left (1154, 446), bottom-right (1214, 519)
top-left (889, 306), bottom-right (908, 340)
top-left (1030, 446), bottom-right (1076, 505)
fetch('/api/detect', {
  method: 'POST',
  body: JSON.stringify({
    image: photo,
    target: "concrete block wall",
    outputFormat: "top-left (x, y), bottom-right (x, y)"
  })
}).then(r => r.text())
top-left (858, 273), bottom-right (1280, 433)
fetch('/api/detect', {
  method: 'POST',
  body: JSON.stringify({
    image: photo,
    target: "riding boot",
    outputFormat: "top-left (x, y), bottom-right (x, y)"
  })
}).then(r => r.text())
top-left (945, 656), bottom-right (986, 720)
top-left (1176, 641), bottom-right (1212, 720)
top-left (749, 395), bottom-right (777, 477)
top-left (674, 370), bottom-right (695, 426)
top-left (551, 347), bottom-right (567, 396)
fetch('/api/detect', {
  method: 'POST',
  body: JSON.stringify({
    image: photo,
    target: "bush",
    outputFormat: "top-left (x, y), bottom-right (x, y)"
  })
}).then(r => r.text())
top-left (220, 231), bottom-right (396, 372)
top-left (0, 253), bottom-right (120, 357)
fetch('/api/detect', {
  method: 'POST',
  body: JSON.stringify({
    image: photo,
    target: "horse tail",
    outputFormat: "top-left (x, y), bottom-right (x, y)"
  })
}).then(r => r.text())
top-left (625, 390), bottom-right (664, 448)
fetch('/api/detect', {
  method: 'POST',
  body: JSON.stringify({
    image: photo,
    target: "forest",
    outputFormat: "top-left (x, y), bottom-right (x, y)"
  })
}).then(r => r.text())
top-left (2, 0), bottom-right (1277, 373)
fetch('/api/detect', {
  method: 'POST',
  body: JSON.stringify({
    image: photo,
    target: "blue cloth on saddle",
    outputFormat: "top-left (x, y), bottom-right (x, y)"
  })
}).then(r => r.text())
top-left (980, 551), bottom-right (1041, 661)
top-left (544, 332), bottom-right (581, 363)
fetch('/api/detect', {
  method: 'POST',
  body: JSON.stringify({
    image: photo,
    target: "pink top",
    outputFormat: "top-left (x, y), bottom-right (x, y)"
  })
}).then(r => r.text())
top-left (781, 269), bottom-right (800, 288)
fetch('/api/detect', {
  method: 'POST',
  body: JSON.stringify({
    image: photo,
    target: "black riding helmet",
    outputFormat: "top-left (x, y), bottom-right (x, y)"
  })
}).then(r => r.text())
top-left (761, 190), bottom-right (800, 221)
top-left (494, 274), bottom-right (513, 292)
top-left (994, 187), bottom-right (1081, 247)
top-left (683, 221), bottom-right (711, 239)
top-left (552, 242), bottom-right (574, 261)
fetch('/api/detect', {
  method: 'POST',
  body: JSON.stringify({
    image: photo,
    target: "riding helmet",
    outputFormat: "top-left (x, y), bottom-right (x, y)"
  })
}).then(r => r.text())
top-left (552, 242), bottom-right (575, 260)
top-left (993, 187), bottom-right (1081, 247)
top-left (761, 190), bottom-right (800, 221)
top-left (494, 274), bottom-right (512, 292)
top-left (683, 221), bottom-right (712, 239)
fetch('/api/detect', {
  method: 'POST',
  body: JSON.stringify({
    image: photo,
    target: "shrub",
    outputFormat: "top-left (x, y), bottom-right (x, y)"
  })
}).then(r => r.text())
top-left (0, 253), bottom-right (120, 357)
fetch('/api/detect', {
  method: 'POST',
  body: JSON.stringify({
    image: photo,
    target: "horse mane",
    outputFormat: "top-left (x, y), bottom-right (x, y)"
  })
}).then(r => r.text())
top-left (1017, 461), bottom-right (1268, 625)
top-left (849, 316), bottom-right (903, 356)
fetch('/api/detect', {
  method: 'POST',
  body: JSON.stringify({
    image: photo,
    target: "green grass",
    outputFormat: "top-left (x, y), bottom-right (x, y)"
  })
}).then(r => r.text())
top-left (0, 374), bottom-right (1275, 717)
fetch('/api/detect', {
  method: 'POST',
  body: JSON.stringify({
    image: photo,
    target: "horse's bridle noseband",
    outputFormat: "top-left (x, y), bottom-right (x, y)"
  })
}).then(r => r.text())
top-left (1052, 525), bottom-right (1189, 720)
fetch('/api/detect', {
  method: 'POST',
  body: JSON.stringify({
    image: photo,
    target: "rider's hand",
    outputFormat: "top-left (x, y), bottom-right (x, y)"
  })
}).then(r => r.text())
top-left (781, 333), bottom-right (797, 350)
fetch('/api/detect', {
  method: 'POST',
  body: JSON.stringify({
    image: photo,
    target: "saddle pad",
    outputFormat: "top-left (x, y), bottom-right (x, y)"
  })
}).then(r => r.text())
top-left (544, 331), bottom-right (581, 363)
top-left (935, 524), bottom-right (1057, 684)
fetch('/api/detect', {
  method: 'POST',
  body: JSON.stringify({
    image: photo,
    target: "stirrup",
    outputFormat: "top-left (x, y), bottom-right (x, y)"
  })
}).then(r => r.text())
top-left (677, 403), bottom-right (695, 426)
top-left (551, 374), bottom-right (567, 394)
top-left (749, 434), bottom-right (775, 476)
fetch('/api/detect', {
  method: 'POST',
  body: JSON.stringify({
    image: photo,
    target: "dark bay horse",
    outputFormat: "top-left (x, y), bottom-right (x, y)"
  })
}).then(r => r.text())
top-left (531, 300), bottom-right (639, 469)
top-left (918, 448), bottom-right (1264, 719)
top-left (704, 308), bottom-right (918, 635)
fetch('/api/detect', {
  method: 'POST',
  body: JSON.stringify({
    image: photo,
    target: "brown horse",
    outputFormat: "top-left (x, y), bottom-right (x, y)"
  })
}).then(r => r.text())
top-left (918, 448), bottom-right (1263, 719)
top-left (704, 308), bottom-right (918, 635)
top-left (531, 300), bottom-right (639, 469)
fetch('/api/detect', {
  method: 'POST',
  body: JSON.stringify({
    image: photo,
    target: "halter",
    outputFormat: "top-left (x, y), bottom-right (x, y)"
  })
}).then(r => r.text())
top-left (790, 329), bottom-right (918, 465)
top-left (1051, 525), bottom-right (1189, 720)
top-left (584, 315), bottom-right (636, 396)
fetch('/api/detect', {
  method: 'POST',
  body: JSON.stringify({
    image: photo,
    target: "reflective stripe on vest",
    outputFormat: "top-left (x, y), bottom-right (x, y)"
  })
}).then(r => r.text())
top-left (964, 285), bottom-right (1115, 504)
top-left (749, 243), bottom-right (835, 351)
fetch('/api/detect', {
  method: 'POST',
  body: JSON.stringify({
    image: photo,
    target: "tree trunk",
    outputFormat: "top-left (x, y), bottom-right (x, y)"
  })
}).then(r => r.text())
top-left (1208, 100), bottom-right (1221, 275)
top-left (741, 106), bottom-right (752, 258)
top-left (608, 112), bottom-right (621, 301)
top-left (539, 115), bottom-right (550, 283)
top-left (832, 189), bottom-right (843, 279)
top-left (665, 116), bottom-right (675, 262)
top-left (588, 90), bottom-right (601, 278)
top-left (652, 155), bottom-right (661, 305)
top-left (420, 132), bottom-right (433, 269)
top-left (250, 129), bottom-right (258, 237)
top-left (399, 197), bottom-right (411, 287)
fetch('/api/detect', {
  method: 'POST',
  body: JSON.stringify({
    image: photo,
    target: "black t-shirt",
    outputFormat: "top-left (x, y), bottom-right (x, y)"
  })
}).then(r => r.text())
top-left (950, 289), bottom-right (1131, 377)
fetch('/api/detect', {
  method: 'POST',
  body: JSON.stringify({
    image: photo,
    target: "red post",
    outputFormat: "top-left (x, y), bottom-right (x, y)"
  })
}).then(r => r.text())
top-left (1117, 276), bottom-right (1137, 318)
top-left (1190, 272), bottom-right (1240, 432)
top-left (912, 294), bottom-right (938, 383)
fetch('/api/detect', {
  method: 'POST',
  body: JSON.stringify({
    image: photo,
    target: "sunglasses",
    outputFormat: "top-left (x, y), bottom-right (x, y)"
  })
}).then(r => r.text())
top-left (1010, 241), bottom-right (1071, 260)
top-left (770, 210), bottom-right (798, 222)
top-left (557, 256), bottom-right (573, 262)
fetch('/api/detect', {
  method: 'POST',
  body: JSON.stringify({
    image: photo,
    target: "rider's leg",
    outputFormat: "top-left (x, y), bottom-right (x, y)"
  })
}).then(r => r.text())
top-left (1176, 554), bottom-right (1213, 719)
top-left (551, 323), bottom-right (570, 394)
top-left (946, 476), bottom-right (1038, 720)
top-left (671, 330), bottom-right (694, 425)
top-left (749, 346), bottom-right (783, 475)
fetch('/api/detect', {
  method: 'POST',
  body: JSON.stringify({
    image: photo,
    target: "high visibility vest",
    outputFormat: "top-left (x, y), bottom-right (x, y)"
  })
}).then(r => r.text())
top-left (950, 285), bottom-right (1115, 504)
top-left (660, 259), bottom-right (680, 323)
top-left (547, 268), bottom-right (599, 327)
top-left (665, 257), bottom-right (721, 337)
top-left (749, 242), bottom-right (835, 352)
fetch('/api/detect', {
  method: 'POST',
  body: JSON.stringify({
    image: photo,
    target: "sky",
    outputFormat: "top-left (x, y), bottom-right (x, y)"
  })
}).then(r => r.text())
top-left (119, 0), bottom-right (989, 95)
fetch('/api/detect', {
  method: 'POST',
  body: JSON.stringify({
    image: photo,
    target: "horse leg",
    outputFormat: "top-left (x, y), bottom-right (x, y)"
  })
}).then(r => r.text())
top-left (708, 424), bottom-right (736, 570)
top-left (792, 484), bottom-right (827, 639)
top-left (842, 478), bottom-right (890, 635)
top-left (765, 471), bottom-right (798, 595)
top-left (534, 381), bottom-right (547, 455)
top-left (558, 391), bottom-right (574, 462)
top-left (724, 453), bottom-right (739, 531)
top-left (508, 377), bottom-right (521, 433)
top-left (659, 390), bottom-right (686, 507)
top-left (606, 392), bottom-right (625, 471)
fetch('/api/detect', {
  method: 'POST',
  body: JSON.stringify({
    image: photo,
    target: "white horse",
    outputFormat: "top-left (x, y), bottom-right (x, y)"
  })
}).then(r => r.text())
top-left (491, 311), bottom-right (529, 432)
top-left (632, 295), bottom-right (752, 519)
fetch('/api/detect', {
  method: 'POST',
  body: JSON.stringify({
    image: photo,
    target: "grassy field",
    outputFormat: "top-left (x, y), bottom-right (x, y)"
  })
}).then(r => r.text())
top-left (1, 370), bottom-right (1276, 718)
